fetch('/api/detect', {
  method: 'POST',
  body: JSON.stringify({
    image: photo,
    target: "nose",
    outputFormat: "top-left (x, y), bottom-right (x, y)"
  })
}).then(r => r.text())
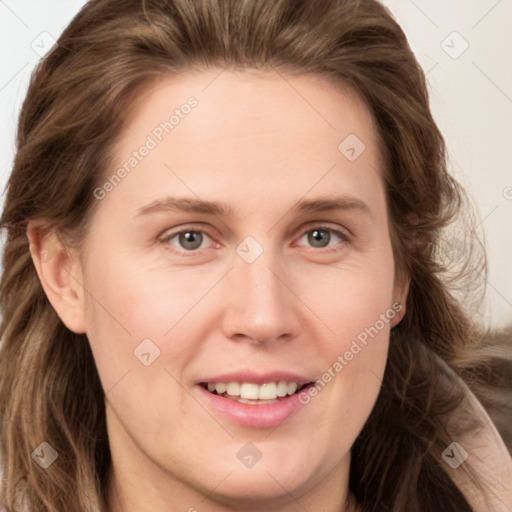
top-left (220, 240), bottom-right (301, 347)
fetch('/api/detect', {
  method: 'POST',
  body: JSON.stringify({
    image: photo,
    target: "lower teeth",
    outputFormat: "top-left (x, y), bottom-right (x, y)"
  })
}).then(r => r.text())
top-left (236, 397), bottom-right (279, 405)
top-left (219, 392), bottom-right (290, 404)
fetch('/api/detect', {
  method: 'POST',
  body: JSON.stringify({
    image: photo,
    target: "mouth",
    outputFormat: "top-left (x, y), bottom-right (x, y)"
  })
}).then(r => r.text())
top-left (199, 380), bottom-right (313, 405)
top-left (196, 372), bottom-right (316, 427)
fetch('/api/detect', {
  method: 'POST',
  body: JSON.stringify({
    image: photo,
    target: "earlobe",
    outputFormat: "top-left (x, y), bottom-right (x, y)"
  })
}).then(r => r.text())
top-left (390, 275), bottom-right (410, 328)
top-left (27, 222), bottom-right (87, 334)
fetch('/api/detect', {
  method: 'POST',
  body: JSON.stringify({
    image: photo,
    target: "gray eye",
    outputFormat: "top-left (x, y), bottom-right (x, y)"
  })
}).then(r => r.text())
top-left (177, 231), bottom-right (203, 250)
top-left (307, 229), bottom-right (331, 248)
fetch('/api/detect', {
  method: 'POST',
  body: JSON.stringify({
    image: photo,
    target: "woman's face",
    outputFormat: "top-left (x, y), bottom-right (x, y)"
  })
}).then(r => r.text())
top-left (59, 69), bottom-right (408, 509)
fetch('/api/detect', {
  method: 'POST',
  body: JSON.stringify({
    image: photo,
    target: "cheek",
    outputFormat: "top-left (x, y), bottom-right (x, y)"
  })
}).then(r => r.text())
top-left (83, 247), bottom-right (205, 341)
top-left (310, 247), bottom-right (396, 347)
top-left (81, 245), bottom-right (230, 399)
top-left (303, 315), bottom-right (390, 468)
top-left (81, 252), bottom-right (177, 387)
top-left (301, 247), bottom-right (395, 434)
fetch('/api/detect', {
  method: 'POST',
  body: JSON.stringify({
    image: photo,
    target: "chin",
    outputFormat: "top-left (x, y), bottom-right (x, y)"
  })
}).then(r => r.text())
top-left (200, 470), bottom-right (310, 508)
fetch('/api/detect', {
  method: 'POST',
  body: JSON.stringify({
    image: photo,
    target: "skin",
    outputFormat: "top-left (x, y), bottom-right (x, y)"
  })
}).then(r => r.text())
top-left (29, 68), bottom-right (409, 512)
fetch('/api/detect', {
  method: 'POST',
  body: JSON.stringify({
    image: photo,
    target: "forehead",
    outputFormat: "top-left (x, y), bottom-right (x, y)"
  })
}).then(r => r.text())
top-left (122, 67), bottom-right (379, 147)
top-left (106, 68), bottom-right (386, 215)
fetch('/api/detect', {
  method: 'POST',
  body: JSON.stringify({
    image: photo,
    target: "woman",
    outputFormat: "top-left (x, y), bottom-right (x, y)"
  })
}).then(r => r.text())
top-left (1, 0), bottom-right (511, 511)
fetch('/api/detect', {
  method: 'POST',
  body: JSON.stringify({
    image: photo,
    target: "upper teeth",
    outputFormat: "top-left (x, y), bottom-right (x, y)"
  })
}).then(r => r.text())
top-left (207, 381), bottom-right (299, 400)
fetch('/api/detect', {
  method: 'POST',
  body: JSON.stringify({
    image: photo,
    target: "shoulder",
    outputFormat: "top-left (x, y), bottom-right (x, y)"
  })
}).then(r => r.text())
top-left (444, 374), bottom-right (512, 512)
top-left (0, 462), bottom-right (30, 512)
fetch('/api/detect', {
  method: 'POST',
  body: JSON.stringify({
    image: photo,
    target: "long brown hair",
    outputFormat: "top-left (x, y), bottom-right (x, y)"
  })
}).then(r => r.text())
top-left (1, 1), bottom-right (509, 510)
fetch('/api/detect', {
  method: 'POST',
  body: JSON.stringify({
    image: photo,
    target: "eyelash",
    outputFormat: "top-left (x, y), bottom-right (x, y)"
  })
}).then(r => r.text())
top-left (159, 225), bottom-right (350, 256)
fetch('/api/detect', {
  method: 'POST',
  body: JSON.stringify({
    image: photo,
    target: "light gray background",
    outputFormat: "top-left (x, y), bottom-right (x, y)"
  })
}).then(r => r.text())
top-left (1, 0), bottom-right (511, 328)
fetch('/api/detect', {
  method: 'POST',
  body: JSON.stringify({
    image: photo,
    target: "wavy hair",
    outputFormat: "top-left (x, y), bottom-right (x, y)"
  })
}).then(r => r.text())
top-left (1, 1), bottom-right (509, 511)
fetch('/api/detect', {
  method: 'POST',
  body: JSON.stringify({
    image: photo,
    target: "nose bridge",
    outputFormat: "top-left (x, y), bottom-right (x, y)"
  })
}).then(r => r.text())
top-left (235, 236), bottom-right (285, 312)
top-left (221, 235), bottom-right (298, 344)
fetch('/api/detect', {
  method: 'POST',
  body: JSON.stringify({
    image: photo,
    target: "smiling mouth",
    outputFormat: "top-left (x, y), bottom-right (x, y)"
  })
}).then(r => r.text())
top-left (199, 381), bottom-right (312, 405)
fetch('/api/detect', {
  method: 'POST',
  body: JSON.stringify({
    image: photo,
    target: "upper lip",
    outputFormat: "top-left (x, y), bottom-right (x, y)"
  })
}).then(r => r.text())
top-left (198, 371), bottom-right (313, 386)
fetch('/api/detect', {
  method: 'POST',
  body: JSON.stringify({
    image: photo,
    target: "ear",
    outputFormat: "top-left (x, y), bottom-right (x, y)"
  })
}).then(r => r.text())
top-left (27, 221), bottom-right (86, 334)
top-left (390, 272), bottom-right (410, 328)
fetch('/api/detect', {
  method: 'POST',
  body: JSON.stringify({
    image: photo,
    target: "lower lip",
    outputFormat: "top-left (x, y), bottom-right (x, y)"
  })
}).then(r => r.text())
top-left (196, 385), bottom-right (311, 428)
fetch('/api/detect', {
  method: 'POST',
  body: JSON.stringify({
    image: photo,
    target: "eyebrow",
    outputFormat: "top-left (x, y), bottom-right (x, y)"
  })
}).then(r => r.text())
top-left (134, 195), bottom-right (372, 219)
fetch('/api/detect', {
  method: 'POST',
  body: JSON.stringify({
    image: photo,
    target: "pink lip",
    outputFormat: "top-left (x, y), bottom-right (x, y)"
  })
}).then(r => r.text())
top-left (196, 384), bottom-right (313, 428)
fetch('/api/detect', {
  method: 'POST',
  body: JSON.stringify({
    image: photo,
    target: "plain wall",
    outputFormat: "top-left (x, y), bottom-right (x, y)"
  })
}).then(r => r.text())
top-left (1, 0), bottom-right (511, 328)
